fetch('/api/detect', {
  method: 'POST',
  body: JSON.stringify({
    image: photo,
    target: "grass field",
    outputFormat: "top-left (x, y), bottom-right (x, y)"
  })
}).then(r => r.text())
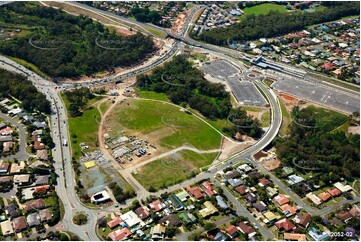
top-left (99, 99), bottom-right (113, 115)
top-left (137, 90), bottom-right (170, 101)
top-left (243, 3), bottom-right (287, 16)
top-left (106, 99), bottom-right (222, 150)
top-left (298, 105), bottom-right (348, 132)
top-left (133, 150), bottom-right (218, 191)
top-left (260, 110), bottom-right (271, 127)
top-left (278, 99), bottom-right (291, 136)
top-left (62, 94), bottom-right (101, 158)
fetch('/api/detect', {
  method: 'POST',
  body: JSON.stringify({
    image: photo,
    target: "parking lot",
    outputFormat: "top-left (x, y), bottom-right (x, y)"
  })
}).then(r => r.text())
top-left (200, 60), bottom-right (239, 78)
top-left (272, 77), bottom-right (360, 113)
top-left (227, 77), bottom-right (268, 106)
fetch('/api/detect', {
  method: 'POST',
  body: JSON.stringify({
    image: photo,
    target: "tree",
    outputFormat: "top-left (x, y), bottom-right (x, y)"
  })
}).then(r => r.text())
top-left (204, 222), bottom-right (216, 230)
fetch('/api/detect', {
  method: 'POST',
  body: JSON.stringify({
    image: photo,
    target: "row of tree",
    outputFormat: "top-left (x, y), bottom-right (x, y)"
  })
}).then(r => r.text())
top-left (136, 55), bottom-right (262, 138)
top-left (0, 2), bottom-right (155, 78)
top-left (197, 2), bottom-right (360, 45)
top-left (0, 69), bottom-right (51, 114)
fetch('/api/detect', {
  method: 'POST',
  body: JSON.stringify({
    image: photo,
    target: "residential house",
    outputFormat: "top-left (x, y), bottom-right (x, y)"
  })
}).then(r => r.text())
top-left (199, 201), bottom-right (218, 218)
top-left (12, 216), bottom-right (27, 233)
top-left (5, 203), bottom-right (19, 218)
top-left (349, 205), bottom-right (360, 217)
top-left (108, 227), bottom-right (132, 241)
top-left (293, 213), bottom-right (311, 228)
top-left (185, 185), bottom-right (205, 200)
top-left (244, 193), bottom-right (257, 203)
top-left (308, 230), bottom-right (329, 241)
top-left (27, 213), bottom-right (41, 227)
top-left (253, 202), bottom-right (268, 213)
top-left (306, 193), bottom-right (322, 206)
top-left (35, 175), bottom-right (49, 185)
top-left (25, 199), bottom-right (45, 212)
top-left (169, 194), bottom-right (184, 210)
top-left (2, 141), bottom-right (14, 152)
top-left (202, 181), bottom-right (216, 196)
top-left (149, 199), bottom-right (166, 213)
top-left (10, 162), bottom-right (25, 174)
top-left (214, 232), bottom-right (228, 241)
top-left (235, 185), bottom-right (247, 195)
top-left (280, 204), bottom-right (297, 217)
top-left (150, 224), bottom-right (166, 240)
top-left (274, 194), bottom-right (289, 206)
top-left (238, 222), bottom-right (255, 237)
top-left (120, 211), bottom-right (142, 228)
top-left (258, 178), bottom-right (271, 187)
top-left (283, 233), bottom-right (307, 241)
top-left (179, 213), bottom-right (197, 226)
top-left (175, 190), bottom-right (189, 202)
top-left (159, 214), bottom-right (182, 227)
top-left (226, 225), bottom-right (239, 238)
top-left (107, 217), bottom-right (122, 229)
top-left (327, 188), bottom-right (341, 197)
top-left (318, 192), bottom-right (331, 202)
top-left (275, 218), bottom-right (296, 232)
top-left (336, 211), bottom-right (352, 223)
top-left (134, 206), bottom-right (150, 220)
top-left (36, 149), bottom-right (48, 161)
top-left (263, 211), bottom-right (278, 223)
top-left (0, 220), bottom-right (14, 236)
top-left (216, 195), bottom-right (228, 209)
top-left (14, 174), bottom-right (31, 185)
top-left (228, 178), bottom-right (243, 187)
top-left (39, 209), bottom-right (52, 223)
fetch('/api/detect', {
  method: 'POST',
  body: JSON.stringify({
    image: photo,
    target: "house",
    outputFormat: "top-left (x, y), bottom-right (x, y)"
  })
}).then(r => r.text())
top-left (120, 211), bottom-right (142, 228)
top-left (318, 192), bottom-right (331, 202)
top-left (214, 232), bottom-right (228, 241)
top-left (3, 141), bottom-right (14, 152)
top-left (14, 174), bottom-right (31, 185)
top-left (159, 214), bottom-right (182, 227)
top-left (266, 187), bottom-right (278, 197)
top-left (283, 233), bottom-right (307, 241)
top-left (202, 181), bottom-right (216, 196)
top-left (150, 224), bottom-right (166, 240)
top-left (349, 205), bottom-right (360, 217)
top-left (134, 206), bottom-right (150, 220)
top-left (336, 211), bottom-right (352, 222)
top-left (179, 213), bottom-right (197, 226)
top-left (237, 164), bottom-right (252, 173)
top-left (33, 141), bottom-right (45, 150)
top-left (199, 201), bottom-right (218, 218)
top-left (29, 160), bottom-right (49, 169)
top-left (282, 166), bottom-right (294, 175)
top-left (226, 225), bottom-right (238, 238)
top-left (334, 182), bottom-right (353, 193)
top-left (244, 193), bottom-right (257, 203)
top-left (25, 199), bottom-right (45, 212)
top-left (107, 217), bottom-right (122, 229)
top-left (0, 176), bottom-right (13, 184)
top-left (10, 161), bottom-right (25, 174)
top-left (306, 193), bottom-right (322, 206)
top-left (253, 202), bottom-right (267, 213)
top-left (12, 216), bottom-right (27, 232)
top-left (39, 209), bottom-right (52, 222)
top-left (238, 222), bottom-right (255, 236)
top-left (35, 175), bottom-right (49, 185)
top-left (327, 188), bottom-right (341, 197)
top-left (169, 194), bottom-right (185, 210)
top-left (91, 190), bottom-right (111, 204)
top-left (263, 211), bottom-right (278, 223)
top-left (175, 190), bottom-right (190, 202)
top-left (235, 185), bottom-right (247, 195)
top-left (27, 213), bottom-right (41, 227)
top-left (36, 149), bottom-right (48, 160)
top-left (0, 220), bottom-right (14, 236)
top-left (223, 170), bottom-right (241, 180)
top-left (321, 62), bottom-right (334, 70)
top-left (329, 217), bottom-right (342, 226)
top-left (149, 199), bottom-right (166, 213)
top-left (293, 213), bottom-right (311, 228)
top-left (5, 203), bottom-right (19, 218)
top-left (274, 194), bottom-right (289, 206)
top-left (280, 204), bottom-right (297, 217)
top-left (275, 218), bottom-right (296, 231)
top-left (215, 195), bottom-right (228, 209)
top-left (288, 175), bottom-right (304, 185)
top-left (248, 171), bottom-right (261, 178)
top-left (227, 178), bottom-right (243, 187)
top-left (185, 185), bottom-right (205, 200)
top-left (258, 178), bottom-right (271, 187)
top-left (108, 227), bottom-right (132, 241)
top-left (308, 230), bottom-right (329, 241)
top-left (0, 126), bottom-right (13, 136)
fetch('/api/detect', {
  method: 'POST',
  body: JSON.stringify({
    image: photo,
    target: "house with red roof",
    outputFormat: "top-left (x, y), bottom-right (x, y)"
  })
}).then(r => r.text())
top-left (108, 227), bottom-right (132, 241)
top-left (258, 178), bottom-right (271, 188)
top-left (327, 188), bottom-right (341, 197)
top-left (149, 199), bottom-right (166, 213)
top-left (235, 185), bottom-right (247, 195)
top-left (185, 185), bottom-right (205, 200)
top-left (107, 217), bottom-right (122, 229)
top-left (238, 222), bottom-right (255, 236)
top-left (274, 194), bottom-right (289, 206)
top-left (321, 62), bottom-right (334, 70)
top-left (202, 181), bottom-right (216, 196)
top-left (318, 192), bottom-right (331, 202)
top-left (226, 225), bottom-right (239, 238)
top-left (275, 218), bottom-right (296, 232)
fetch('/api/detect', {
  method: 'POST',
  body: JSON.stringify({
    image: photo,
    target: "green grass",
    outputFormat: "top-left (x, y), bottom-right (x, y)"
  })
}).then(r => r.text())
top-left (133, 150), bottom-right (218, 191)
top-left (144, 26), bottom-right (167, 38)
top-left (7, 56), bottom-right (48, 78)
top-left (279, 99), bottom-right (291, 136)
top-left (43, 196), bottom-right (56, 207)
top-left (61, 94), bottom-right (101, 159)
top-left (299, 105), bottom-right (348, 132)
top-left (243, 3), bottom-right (287, 16)
top-left (99, 100), bottom-right (112, 115)
top-left (190, 53), bottom-right (208, 61)
top-left (260, 110), bottom-right (271, 127)
top-left (315, 6), bottom-right (326, 12)
top-left (137, 90), bottom-right (170, 101)
top-left (107, 99), bottom-right (222, 150)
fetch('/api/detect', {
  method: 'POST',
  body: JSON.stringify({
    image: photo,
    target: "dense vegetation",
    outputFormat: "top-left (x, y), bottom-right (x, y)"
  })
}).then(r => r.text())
top-left (109, 182), bottom-right (136, 203)
top-left (0, 2), bottom-right (155, 77)
top-left (130, 7), bottom-right (163, 26)
top-left (136, 55), bottom-right (262, 138)
top-left (0, 68), bottom-right (51, 114)
top-left (63, 87), bottom-right (95, 117)
top-left (274, 106), bottom-right (360, 182)
top-left (197, 1), bottom-right (360, 45)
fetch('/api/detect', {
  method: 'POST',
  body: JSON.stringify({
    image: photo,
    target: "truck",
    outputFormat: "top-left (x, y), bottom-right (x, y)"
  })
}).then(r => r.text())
top-left (63, 139), bottom-right (68, 146)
